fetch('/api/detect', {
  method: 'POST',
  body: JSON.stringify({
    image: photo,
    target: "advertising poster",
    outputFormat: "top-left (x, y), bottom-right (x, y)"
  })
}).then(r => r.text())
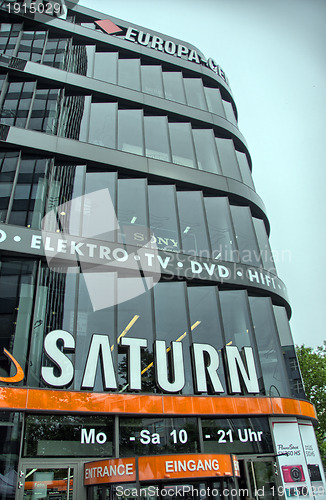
top-left (298, 420), bottom-right (326, 498)
top-left (271, 418), bottom-right (314, 499)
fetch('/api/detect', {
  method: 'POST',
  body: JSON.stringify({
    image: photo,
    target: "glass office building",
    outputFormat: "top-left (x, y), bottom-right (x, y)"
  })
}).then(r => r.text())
top-left (0, 3), bottom-right (325, 499)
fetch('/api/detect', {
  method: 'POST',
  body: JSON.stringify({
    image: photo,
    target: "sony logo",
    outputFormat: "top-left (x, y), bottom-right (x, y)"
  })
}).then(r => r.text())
top-left (41, 330), bottom-right (259, 395)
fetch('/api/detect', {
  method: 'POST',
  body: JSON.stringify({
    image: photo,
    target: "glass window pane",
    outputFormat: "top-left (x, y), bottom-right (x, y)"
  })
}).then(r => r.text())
top-left (253, 218), bottom-right (276, 273)
top-left (148, 185), bottom-right (180, 252)
top-left (168, 122), bottom-right (196, 168)
top-left (236, 150), bottom-right (255, 189)
top-left (249, 296), bottom-right (290, 397)
top-left (74, 272), bottom-right (115, 392)
top-left (162, 72), bottom-right (186, 104)
top-left (144, 115), bottom-right (171, 162)
top-left (93, 51), bottom-right (118, 83)
top-left (117, 178), bottom-right (148, 245)
top-left (141, 65), bottom-right (164, 97)
top-left (273, 306), bottom-right (305, 399)
top-left (223, 100), bottom-right (237, 125)
top-left (0, 412), bottom-right (22, 487)
top-left (119, 417), bottom-right (199, 456)
top-left (118, 59), bottom-right (141, 91)
top-left (184, 78), bottom-right (207, 110)
top-left (82, 171), bottom-right (117, 241)
top-left (117, 288), bottom-right (155, 392)
top-left (0, 260), bottom-right (36, 383)
top-left (204, 86), bottom-right (225, 116)
top-left (193, 129), bottom-right (221, 174)
top-left (177, 191), bottom-right (210, 257)
top-left (24, 414), bottom-right (114, 457)
top-left (89, 102), bottom-right (117, 148)
top-left (215, 137), bottom-right (241, 181)
top-left (153, 282), bottom-right (193, 394)
top-left (230, 205), bottom-right (261, 266)
top-left (118, 109), bottom-right (144, 155)
top-left (204, 197), bottom-right (238, 261)
top-left (9, 156), bottom-right (50, 229)
top-left (219, 290), bottom-right (262, 384)
top-left (187, 287), bottom-right (226, 393)
top-left (202, 417), bottom-right (273, 454)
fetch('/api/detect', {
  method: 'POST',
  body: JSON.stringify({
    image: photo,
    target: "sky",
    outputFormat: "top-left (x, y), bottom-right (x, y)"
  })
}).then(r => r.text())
top-left (79, 0), bottom-right (326, 348)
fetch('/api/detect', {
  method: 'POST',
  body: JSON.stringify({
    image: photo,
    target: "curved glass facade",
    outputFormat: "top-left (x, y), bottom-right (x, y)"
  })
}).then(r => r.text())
top-left (0, 5), bottom-right (323, 500)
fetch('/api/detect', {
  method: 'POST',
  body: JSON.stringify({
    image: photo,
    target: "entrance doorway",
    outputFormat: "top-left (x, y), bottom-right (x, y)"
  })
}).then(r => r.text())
top-left (239, 459), bottom-right (279, 500)
top-left (16, 461), bottom-right (81, 500)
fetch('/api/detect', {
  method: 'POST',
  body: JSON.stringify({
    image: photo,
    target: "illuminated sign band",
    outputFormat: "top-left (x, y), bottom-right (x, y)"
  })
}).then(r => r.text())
top-left (84, 454), bottom-right (235, 485)
top-left (41, 329), bottom-right (260, 395)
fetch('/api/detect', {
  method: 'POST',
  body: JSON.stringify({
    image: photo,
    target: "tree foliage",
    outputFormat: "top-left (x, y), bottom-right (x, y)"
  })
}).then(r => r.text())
top-left (296, 342), bottom-right (326, 462)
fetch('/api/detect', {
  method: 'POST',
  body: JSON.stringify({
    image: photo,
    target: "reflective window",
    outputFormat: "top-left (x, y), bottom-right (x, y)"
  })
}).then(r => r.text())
top-left (85, 45), bottom-right (95, 78)
top-left (148, 185), bottom-right (180, 252)
top-left (230, 205), bottom-right (261, 266)
top-left (0, 412), bottom-right (22, 499)
top-left (0, 73), bottom-right (6, 93)
top-left (74, 271), bottom-right (116, 392)
top-left (184, 78), bottom-right (207, 110)
top-left (219, 290), bottom-right (262, 386)
top-left (117, 289), bottom-right (155, 393)
top-left (59, 94), bottom-right (90, 140)
top-left (153, 282), bottom-right (193, 394)
top-left (236, 151), bottom-right (255, 189)
top-left (187, 287), bottom-right (226, 393)
top-left (204, 86), bottom-right (225, 116)
top-left (204, 197), bottom-right (238, 261)
top-left (273, 306), bottom-right (305, 399)
top-left (27, 266), bottom-right (78, 387)
top-left (43, 37), bottom-right (69, 69)
top-left (168, 122), bottom-right (196, 168)
top-left (162, 72), bottom-right (186, 104)
top-left (222, 100), bottom-right (237, 125)
top-left (141, 65), bottom-right (164, 97)
top-left (249, 297), bottom-right (290, 397)
top-left (89, 102), bottom-right (117, 148)
top-left (24, 414), bottom-right (114, 457)
top-left (119, 417), bottom-right (199, 456)
top-left (118, 59), bottom-right (141, 91)
top-left (66, 44), bottom-right (88, 75)
top-left (82, 171), bottom-right (117, 241)
top-left (29, 88), bottom-right (61, 134)
top-left (0, 259), bottom-right (37, 384)
top-left (93, 51), bottom-right (118, 84)
top-left (42, 163), bottom-right (86, 235)
top-left (144, 115), bottom-right (171, 162)
top-left (0, 151), bottom-right (19, 223)
top-left (0, 80), bottom-right (36, 128)
top-left (193, 128), bottom-right (221, 174)
top-left (0, 23), bottom-right (21, 57)
top-left (215, 138), bottom-right (241, 181)
top-left (9, 157), bottom-right (50, 228)
top-left (16, 31), bottom-right (46, 63)
top-left (177, 191), bottom-right (210, 257)
top-left (202, 417), bottom-right (273, 454)
top-left (118, 178), bottom-right (148, 245)
top-left (253, 218), bottom-right (276, 273)
top-left (118, 109), bottom-right (144, 155)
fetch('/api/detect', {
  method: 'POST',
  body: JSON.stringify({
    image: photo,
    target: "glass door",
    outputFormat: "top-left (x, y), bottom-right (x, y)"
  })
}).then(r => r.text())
top-left (246, 459), bottom-right (279, 500)
top-left (16, 463), bottom-right (77, 500)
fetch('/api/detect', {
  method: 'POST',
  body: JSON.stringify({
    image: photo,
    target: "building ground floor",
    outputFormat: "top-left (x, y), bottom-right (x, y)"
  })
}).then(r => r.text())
top-left (0, 391), bottom-right (325, 500)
